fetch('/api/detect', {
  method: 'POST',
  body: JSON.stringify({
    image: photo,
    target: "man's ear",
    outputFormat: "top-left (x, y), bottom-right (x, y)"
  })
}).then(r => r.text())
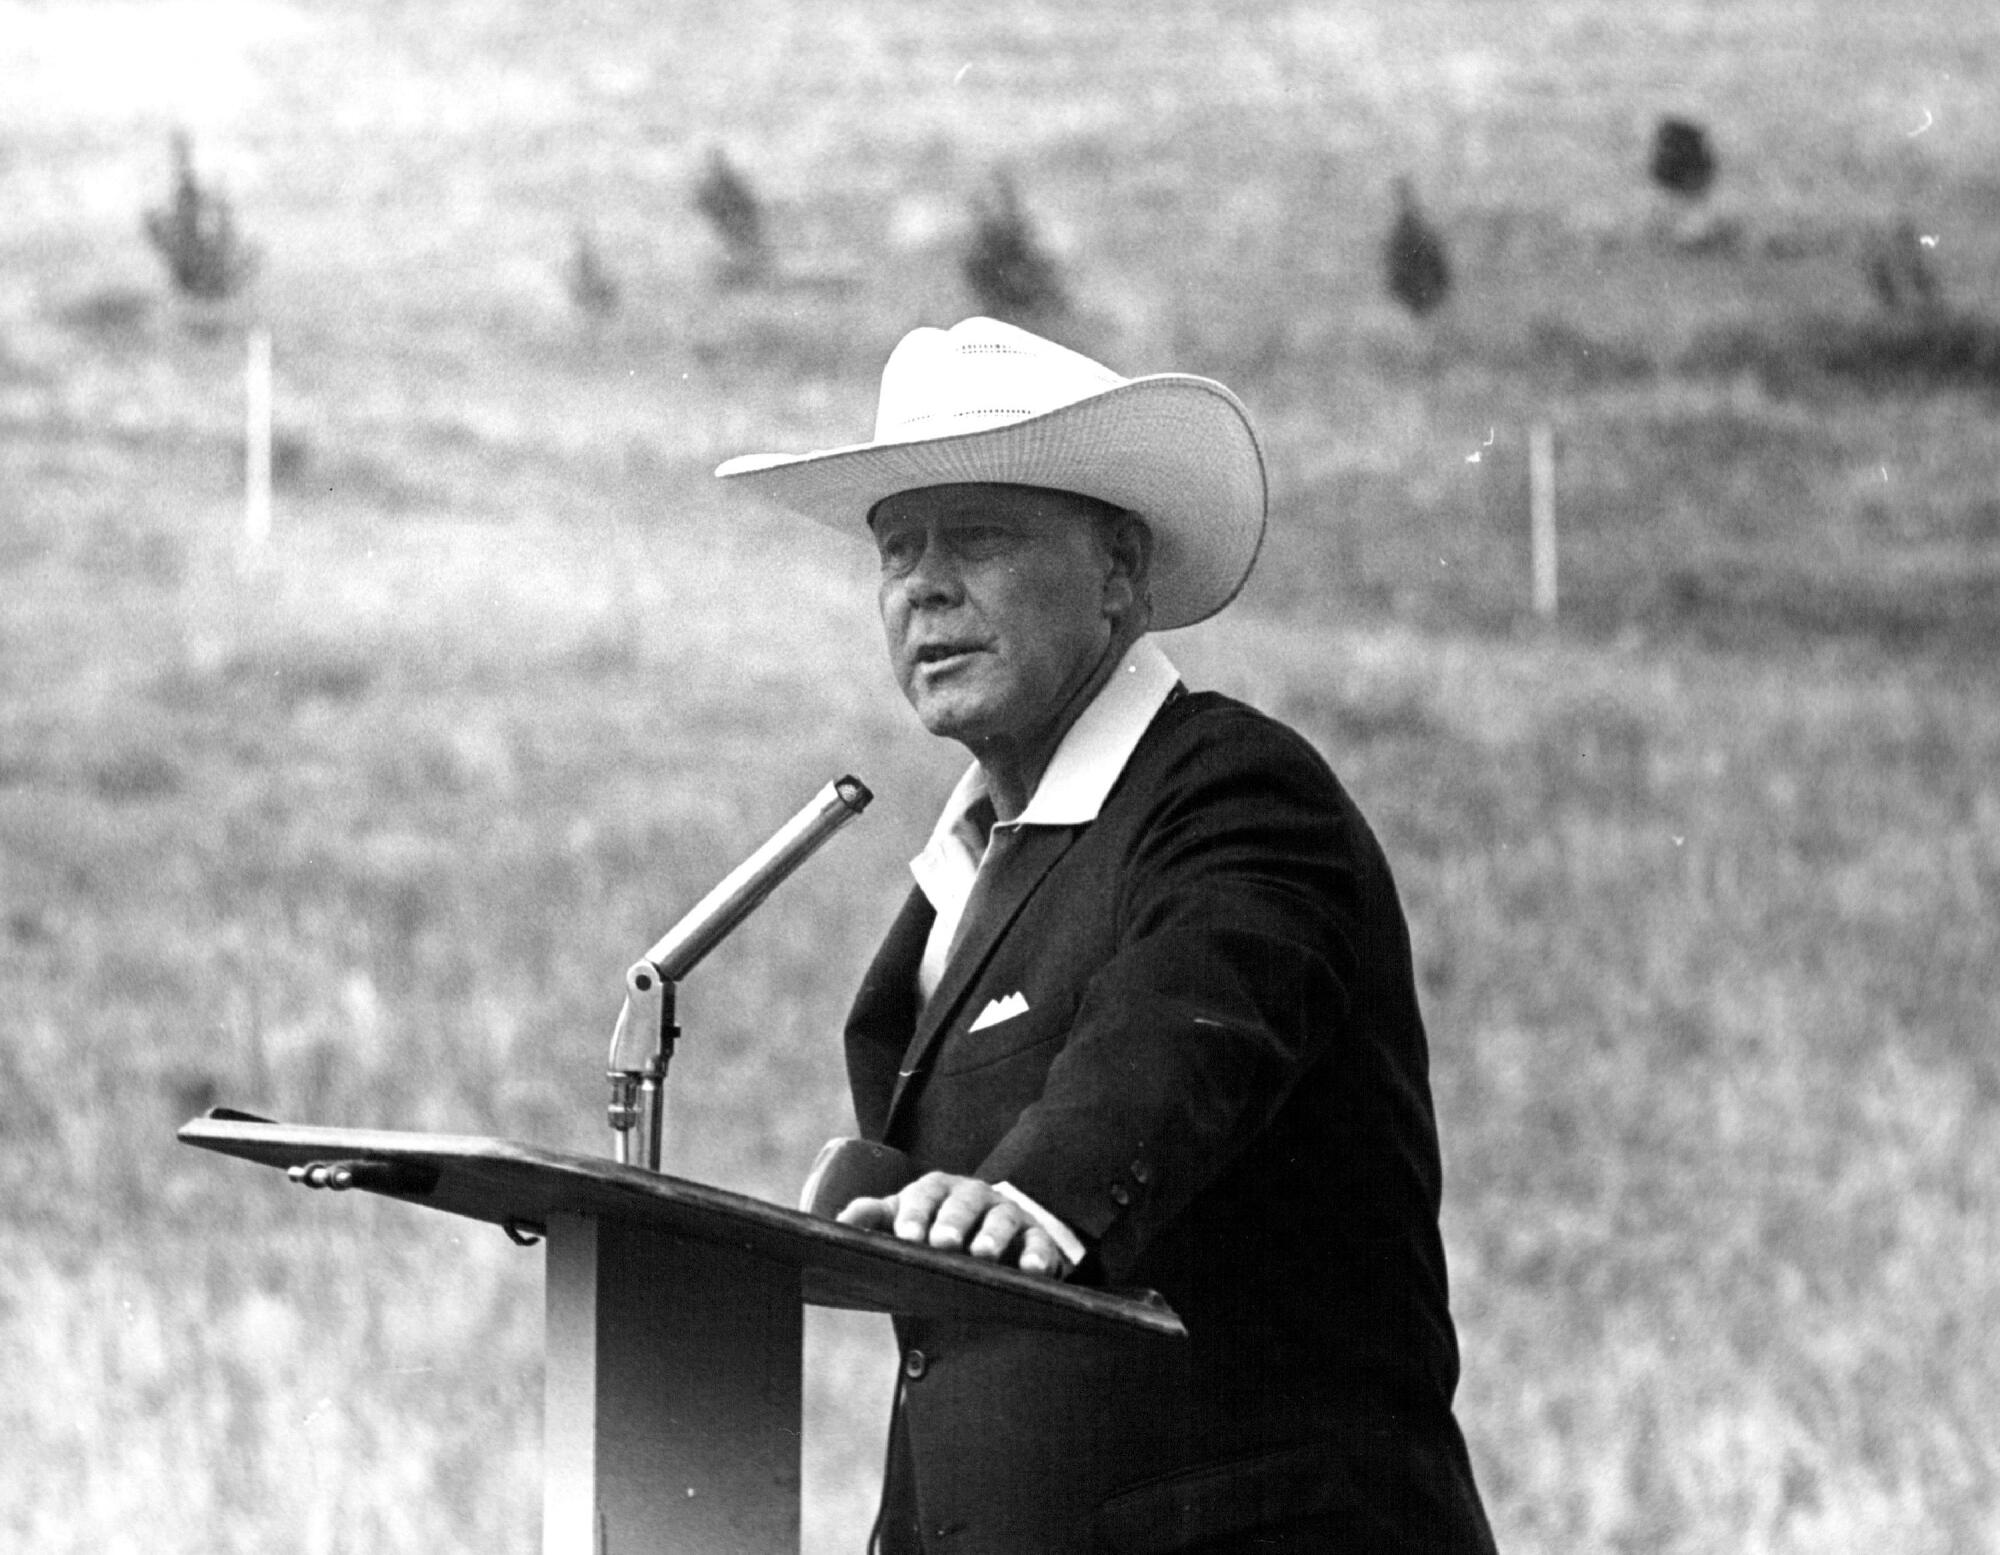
top-left (1100, 514), bottom-right (1153, 621)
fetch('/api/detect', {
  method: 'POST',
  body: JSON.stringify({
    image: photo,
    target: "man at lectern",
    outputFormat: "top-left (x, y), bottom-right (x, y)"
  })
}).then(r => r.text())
top-left (717, 318), bottom-right (1496, 1555)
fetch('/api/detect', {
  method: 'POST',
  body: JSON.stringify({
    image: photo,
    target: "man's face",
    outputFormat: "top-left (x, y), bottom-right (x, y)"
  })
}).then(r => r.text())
top-left (871, 484), bottom-right (1121, 759)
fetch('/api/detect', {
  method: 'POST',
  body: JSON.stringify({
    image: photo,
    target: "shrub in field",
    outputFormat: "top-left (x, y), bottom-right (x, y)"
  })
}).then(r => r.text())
top-left (1862, 220), bottom-right (1943, 316)
top-left (1649, 115), bottom-right (1718, 200)
top-left (1815, 310), bottom-right (2000, 395)
top-left (142, 130), bottom-right (259, 303)
top-left (58, 285), bottom-right (156, 343)
top-left (1645, 116), bottom-right (1738, 253)
top-left (1682, 309), bottom-right (2000, 399)
top-left (962, 170), bottom-right (1067, 322)
top-left (694, 147), bottom-right (769, 286)
top-left (1384, 174), bottom-right (1451, 317)
top-left (565, 225), bottom-right (622, 322)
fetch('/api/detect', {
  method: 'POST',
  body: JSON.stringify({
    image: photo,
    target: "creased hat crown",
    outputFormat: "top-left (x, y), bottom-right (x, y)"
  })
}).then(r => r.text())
top-left (871, 322), bottom-right (1128, 442)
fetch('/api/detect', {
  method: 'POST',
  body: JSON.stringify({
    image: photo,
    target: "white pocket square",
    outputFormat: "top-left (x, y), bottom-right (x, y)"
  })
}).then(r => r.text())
top-left (969, 991), bottom-right (1030, 1032)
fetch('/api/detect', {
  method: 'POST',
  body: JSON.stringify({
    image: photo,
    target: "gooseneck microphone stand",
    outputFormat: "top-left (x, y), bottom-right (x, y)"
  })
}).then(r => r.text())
top-left (605, 775), bottom-right (873, 1170)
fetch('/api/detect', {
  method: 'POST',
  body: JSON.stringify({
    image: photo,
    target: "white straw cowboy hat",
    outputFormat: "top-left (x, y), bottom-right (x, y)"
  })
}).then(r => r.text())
top-left (714, 317), bottom-right (1268, 630)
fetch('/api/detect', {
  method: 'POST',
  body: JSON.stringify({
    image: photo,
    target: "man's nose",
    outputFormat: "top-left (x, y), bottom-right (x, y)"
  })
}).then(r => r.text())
top-left (900, 534), bottom-right (963, 605)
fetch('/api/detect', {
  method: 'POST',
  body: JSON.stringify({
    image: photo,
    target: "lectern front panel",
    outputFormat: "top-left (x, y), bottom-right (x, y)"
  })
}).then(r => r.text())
top-left (545, 1213), bottom-right (802, 1555)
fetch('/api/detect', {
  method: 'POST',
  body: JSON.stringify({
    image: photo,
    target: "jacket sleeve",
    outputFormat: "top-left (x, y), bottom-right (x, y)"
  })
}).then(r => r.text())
top-left (973, 708), bottom-right (1369, 1281)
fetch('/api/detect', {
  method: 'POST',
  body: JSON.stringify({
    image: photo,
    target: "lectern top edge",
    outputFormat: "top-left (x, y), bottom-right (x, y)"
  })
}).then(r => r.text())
top-left (177, 1111), bottom-right (1186, 1343)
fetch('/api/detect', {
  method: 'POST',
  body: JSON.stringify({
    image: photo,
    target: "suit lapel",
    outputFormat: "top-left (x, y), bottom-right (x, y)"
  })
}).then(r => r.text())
top-left (884, 823), bottom-right (1078, 1132)
top-left (844, 887), bottom-right (933, 1142)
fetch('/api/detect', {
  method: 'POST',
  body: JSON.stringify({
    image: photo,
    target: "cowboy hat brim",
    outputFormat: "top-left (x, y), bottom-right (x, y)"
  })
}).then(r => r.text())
top-left (715, 374), bottom-right (1267, 631)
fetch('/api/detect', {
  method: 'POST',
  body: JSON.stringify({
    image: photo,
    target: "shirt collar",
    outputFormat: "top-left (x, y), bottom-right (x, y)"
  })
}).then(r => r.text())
top-left (1009, 636), bottom-right (1180, 827)
top-left (912, 637), bottom-right (1179, 883)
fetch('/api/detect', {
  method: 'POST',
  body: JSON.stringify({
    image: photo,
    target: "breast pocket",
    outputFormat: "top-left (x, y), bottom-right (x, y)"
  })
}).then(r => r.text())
top-left (932, 994), bottom-right (1069, 1078)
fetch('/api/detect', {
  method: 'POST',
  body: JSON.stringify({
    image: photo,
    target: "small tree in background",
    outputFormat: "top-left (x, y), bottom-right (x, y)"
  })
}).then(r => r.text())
top-left (962, 170), bottom-right (1067, 322)
top-left (1648, 116), bottom-right (1718, 202)
top-left (1645, 114), bottom-right (1738, 253)
top-left (143, 130), bottom-right (259, 302)
top-left (1384, 174), bottom-right (1451, 317)
top-left (1864, 219), bottom-right (1943, 316)
top-left (694, 147), bottom-right (769, 286)
top-left (565, 224), bottom-right (622, 323)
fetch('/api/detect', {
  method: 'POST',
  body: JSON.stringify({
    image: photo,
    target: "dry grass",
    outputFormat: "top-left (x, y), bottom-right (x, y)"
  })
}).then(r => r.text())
top-left (5, 1), bottom-right (2000, 1551)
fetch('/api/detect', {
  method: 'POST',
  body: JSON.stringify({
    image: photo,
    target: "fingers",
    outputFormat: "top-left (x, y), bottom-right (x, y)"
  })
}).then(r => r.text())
top-left (927, 1177), bottom-right (1010, 1254)
top-left (895, 1172), bottom-right (960, 1245)
top-left (836, 1173), bottom-right (1067, 1277)
top-left (966, 1211), bottom-right (1066, 1278)
top-left (832, 1175), bottom-right (959, 1239)
top-left (1013, 1227), bottom-right (1066, 1278)
top-left (835, 1195), bottom-right (896, 1230)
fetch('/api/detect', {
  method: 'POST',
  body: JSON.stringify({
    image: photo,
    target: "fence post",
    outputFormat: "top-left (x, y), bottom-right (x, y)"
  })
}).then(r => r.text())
top-left (1529, 420), bottom-right (1557, 621)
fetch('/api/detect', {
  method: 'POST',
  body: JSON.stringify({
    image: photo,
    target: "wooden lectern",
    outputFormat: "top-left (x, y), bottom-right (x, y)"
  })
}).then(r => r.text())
top-left (178, 1110), bottom-right (1184, 1555)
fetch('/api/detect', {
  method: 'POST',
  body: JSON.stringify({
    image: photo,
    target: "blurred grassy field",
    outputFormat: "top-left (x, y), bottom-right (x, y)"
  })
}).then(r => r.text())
top-left (4, 0), bottom-right (1999, 1551)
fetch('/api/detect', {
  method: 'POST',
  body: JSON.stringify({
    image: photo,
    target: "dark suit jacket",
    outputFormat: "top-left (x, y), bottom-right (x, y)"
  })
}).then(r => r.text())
top-left (846, 690), bottom-right (1496, 1555)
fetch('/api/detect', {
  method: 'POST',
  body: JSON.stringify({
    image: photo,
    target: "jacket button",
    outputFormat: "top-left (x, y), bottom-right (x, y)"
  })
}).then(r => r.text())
top-left (903, 1348), bottom-right (928, 1381)
top-left (1109, 1183), bottom-right (1132, 1207)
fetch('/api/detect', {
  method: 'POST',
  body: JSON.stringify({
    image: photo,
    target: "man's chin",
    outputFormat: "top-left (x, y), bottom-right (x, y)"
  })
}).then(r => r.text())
top-left (911, 694), bottom-right (1002, 748)
top-left (916, 708), bottom-right (991, 746)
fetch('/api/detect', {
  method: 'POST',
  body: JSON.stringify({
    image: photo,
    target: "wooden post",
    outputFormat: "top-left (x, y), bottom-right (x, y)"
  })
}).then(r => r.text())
top-left (1528, 420), bottom-right (1557, 621)
top-left (244, 327), bottom-right (273, 553)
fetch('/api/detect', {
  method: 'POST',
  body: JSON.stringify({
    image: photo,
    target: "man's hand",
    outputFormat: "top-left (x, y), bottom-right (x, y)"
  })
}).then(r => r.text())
top-left (836, 1171), bottom-right (1071, 1278)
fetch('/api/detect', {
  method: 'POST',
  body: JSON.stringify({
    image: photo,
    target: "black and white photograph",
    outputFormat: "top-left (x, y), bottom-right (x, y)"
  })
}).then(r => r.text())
top-left (3, 3), bottom-right (1995, 1551)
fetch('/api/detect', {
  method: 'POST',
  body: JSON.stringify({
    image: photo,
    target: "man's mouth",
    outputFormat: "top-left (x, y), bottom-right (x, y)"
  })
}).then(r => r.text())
top-left (913, 641), bottom-right (983, 670)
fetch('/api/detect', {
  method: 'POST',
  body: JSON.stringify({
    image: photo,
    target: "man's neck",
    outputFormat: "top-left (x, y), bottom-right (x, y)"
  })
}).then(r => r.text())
top-left (972, 630), bottom-right (1138, 822)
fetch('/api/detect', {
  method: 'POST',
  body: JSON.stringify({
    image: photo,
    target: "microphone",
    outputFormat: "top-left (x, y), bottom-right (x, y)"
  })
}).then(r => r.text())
top-left (632, 773), bottom-right (873, 989)
top-left (608, 774), bottom-right (873, 1168)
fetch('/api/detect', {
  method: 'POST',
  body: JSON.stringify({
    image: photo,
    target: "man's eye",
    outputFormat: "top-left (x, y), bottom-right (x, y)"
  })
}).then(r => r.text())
top-left (879, 535), bottom-right (921, 574)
